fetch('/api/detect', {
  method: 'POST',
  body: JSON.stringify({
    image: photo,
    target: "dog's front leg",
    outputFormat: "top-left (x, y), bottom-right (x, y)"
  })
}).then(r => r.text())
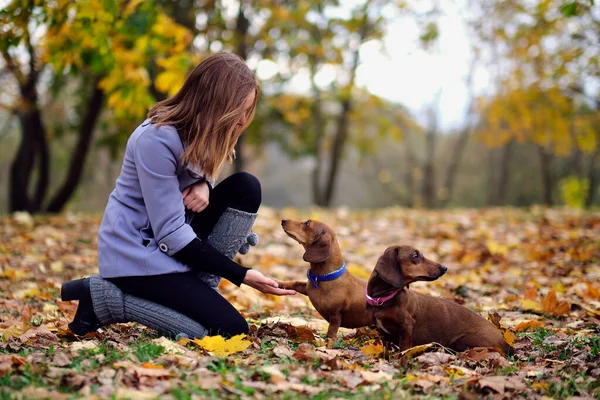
top-left (326, 313), bottom-right (342, 349)
top-left (275, 280), bottom-right (308, 295)
top-left (397, 313), bottom-right (415, 351)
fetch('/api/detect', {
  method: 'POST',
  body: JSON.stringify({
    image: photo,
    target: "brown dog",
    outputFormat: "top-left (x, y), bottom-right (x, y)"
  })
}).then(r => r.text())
top-left (367, 245), bottom-right (514, 355)
top-left (277, 219), bottom-right (373, 348)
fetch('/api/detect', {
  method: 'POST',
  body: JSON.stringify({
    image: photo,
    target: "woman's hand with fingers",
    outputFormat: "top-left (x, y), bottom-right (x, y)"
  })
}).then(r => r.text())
top-left (182, 181), bottom-right (210, 213)
top-left (243, 270), bottom-right (297, 296)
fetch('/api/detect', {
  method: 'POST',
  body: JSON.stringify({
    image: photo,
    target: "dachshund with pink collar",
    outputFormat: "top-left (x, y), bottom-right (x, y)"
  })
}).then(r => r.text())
top-left (366, 245), bottom-right (514, 355)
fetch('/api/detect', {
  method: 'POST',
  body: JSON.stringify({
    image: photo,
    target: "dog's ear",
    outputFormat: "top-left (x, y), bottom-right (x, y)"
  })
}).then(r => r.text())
top-left (303, 233), bottom-right (332, 263)
top-left (373, 246), bottom-right (404, 288)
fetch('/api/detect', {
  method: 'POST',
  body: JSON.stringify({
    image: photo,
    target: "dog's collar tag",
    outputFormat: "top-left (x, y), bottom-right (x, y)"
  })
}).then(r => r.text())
top-left (307, 263), bottom-right (346, 288)
top-left (366, 287), bottom-right (400, 306)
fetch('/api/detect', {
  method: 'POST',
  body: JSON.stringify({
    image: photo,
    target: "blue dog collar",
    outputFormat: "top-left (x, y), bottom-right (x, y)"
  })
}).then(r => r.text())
top-left (307, 263), bottom-right (346, 288)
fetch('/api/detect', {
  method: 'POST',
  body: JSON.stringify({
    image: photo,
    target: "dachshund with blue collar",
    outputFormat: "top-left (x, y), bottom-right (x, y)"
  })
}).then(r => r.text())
top-left (277, 219), bottom-right (373, 348)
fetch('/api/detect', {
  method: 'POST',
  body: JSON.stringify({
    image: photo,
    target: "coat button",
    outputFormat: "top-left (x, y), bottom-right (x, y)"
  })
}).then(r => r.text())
top-left (159, 243), bottom-right (168, 252)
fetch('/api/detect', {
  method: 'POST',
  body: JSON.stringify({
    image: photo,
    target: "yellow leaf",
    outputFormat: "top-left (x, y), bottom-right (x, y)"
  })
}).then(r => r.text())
top-left (360, 342), bottom-right (384, 357)
top-left (193, 334), bottom-right (252, 357)
top-left (140, 362), bottom-right (164, 369)
top-left (519, 299), bottom-right (542, 312)
top-left (514, 320), bottom-right (545, 332)
top-left (503, 330), bottom-right (516, 347)
top-left (50, 261), bottom-right (64, 273)
top-left (486, 240), bottom-right (508, 256)
top-left (0, 324), bottom-right (27, 341)
top-left (400, 343), bottom-right (433, 359)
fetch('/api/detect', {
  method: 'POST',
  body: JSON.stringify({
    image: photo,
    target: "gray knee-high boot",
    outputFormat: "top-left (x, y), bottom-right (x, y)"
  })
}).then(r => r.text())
top-left (88, 275), bottom-right (208, 339)
top-left (196, 207), bottom-right (258, 290)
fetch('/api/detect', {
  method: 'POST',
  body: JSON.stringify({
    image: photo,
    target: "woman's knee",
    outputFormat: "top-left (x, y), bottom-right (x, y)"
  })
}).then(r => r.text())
top-left (226, 172), bottom-right (262, 211)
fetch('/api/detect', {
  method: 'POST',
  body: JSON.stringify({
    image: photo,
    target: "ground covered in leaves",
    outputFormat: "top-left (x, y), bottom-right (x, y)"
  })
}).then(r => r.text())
top-left (0, 207), bottom-right (599, 399)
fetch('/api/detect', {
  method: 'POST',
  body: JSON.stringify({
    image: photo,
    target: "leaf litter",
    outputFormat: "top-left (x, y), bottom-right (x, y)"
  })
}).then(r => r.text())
top-left (0, 207), bottom-right (599, 398)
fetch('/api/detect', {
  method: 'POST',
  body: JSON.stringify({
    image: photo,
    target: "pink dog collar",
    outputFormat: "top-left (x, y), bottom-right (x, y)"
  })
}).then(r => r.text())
top-left (366, 287), bottom-right (399, 306)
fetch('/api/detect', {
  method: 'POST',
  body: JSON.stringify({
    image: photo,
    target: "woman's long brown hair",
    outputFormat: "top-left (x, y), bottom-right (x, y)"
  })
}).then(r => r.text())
top-left (147, 52), bottom-right (260, 179)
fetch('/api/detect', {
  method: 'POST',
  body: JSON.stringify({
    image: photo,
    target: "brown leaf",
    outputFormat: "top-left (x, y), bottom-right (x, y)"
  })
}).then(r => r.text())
top-left (414, 352), bottom-right (456, 366)
top-left (272, 345), bottom-right (294, 359)
top-left (293, 343), bottom-right (318, 361)
top-left (469, 376), bottom-right (527, 394)
top-left (52, 353), bottom-right (71, 367)
top-left (541, 288), bottom-right (570, 316)
top-left (19, 325), bottom-right (58, 344)
top-left (358, 369), bottom-right (393, 383)
top-left (294, 326), bottom-right (316, 343)
top-left (524, 287), bottom-right (538, 301)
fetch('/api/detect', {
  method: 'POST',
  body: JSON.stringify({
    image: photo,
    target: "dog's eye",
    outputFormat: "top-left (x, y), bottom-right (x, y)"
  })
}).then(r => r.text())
top-left (304, 221), bottom-right (311, 227)
top-left (412, 251), bottom-right (420, 260)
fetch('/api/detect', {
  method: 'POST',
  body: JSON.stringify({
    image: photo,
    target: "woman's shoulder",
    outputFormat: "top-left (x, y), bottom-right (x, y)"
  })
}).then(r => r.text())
top-left (131, 119), bottom-right (184, 154)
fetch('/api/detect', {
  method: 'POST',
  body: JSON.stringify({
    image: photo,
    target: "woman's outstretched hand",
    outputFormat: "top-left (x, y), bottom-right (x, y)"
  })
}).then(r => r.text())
top-left (243, 270), bottom-right (297, 296)
top-left (182, 181), bottom-right (210, 213)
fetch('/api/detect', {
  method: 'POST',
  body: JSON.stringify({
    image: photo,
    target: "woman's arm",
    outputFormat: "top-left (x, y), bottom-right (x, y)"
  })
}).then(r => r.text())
top-left (133, 128), bottom-right (249, 285)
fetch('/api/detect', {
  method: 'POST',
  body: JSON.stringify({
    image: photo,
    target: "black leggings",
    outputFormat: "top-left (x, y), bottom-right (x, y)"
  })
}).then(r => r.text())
top-left (108, 172), bottom-right (261, 337)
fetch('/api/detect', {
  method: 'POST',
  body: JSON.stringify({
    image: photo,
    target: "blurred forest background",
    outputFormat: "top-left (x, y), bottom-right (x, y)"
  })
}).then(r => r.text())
top-left (0, 0), bottom-right (598, 214)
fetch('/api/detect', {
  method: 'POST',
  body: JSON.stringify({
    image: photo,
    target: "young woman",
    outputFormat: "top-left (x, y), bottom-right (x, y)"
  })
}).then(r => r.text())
top-left (61, 52), bottom-right (296, 339)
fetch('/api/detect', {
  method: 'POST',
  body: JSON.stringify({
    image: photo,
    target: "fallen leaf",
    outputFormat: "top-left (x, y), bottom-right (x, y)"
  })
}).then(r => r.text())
top-left (294, 326), bottom-right (316, 343)
top-left (0, 324), bottom-right (26, 341)
top-left (272, 345), bottom-right (294, 359)
top-left (258, 365), bottom-right (287, 383)
top-left (469, 376), bottom-right (527, 394)
top-left (514, 320), bottom-right (545, 332)
top-left (414, 352), bottom-right (456, 366)
top-left (359, 369), bottom-right (393, 383)
top-left (152, 337), bottom-right (185, 355)
top-left (293, 343), bottom-right (318, 361)
top-left (193, 334), bottom-right (252, 357)
top-left (50, 260), bottom-right (64, 273)
top-left (520, 299), bottom-right (543, 312)
top-left (53, 353), bottom-right (71, 367)
top-left (400, 343), bottom-right (434, 359)
top-left (360, 342), bottom-right (384, 357)
top-left (541, 288), bottom-right (570, 316)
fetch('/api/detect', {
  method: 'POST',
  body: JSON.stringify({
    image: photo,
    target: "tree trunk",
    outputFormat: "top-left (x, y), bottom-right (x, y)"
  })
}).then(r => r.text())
top-left (10, 106), bottom-right (49, 213)
top-left (537, 145), bottom-right (554, 206)
top-left (46, 82), bottom-right (105, 213)
top-left (29, 109), bottom-right (50, 213)
top-left (233, 0), bottom-right (250, 173)
top-left (494, 139), bottom-right (515, 205)
top-left (323, 98), bottom-right (351, 206)
top-left (422, 107), bottom-right (438, 208)
top-left (321, 16), bottom-right (367, 207)
top-left (402, 131), bottom-right (416, 207)
top-left (439, 128), bottom-right (470, 208)
top-left (439, 56), bottom-right (477, 208)
top-left (9, 127), bottom-right (34, 212)
top-left (584, 147), bottom-right (599, 208)
top-left (486, 148), bottom-right (497, 205)
top-left (309, 56), bottom-right (326, 206)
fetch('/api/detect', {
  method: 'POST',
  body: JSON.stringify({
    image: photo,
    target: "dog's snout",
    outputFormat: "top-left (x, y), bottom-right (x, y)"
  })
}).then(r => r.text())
top-left (281, 219), bottom-right (287, 226)
top-left (440, 265), bottom-right (448, 273)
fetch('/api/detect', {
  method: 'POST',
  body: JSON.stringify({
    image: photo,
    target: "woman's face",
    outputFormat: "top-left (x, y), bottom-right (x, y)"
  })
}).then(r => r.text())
top-left (236, 90), bottom-right (256, 128)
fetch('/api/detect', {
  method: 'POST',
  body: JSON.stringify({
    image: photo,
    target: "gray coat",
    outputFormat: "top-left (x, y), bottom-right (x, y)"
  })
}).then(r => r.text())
top-left (98, 120), bottom-right (209, 278)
